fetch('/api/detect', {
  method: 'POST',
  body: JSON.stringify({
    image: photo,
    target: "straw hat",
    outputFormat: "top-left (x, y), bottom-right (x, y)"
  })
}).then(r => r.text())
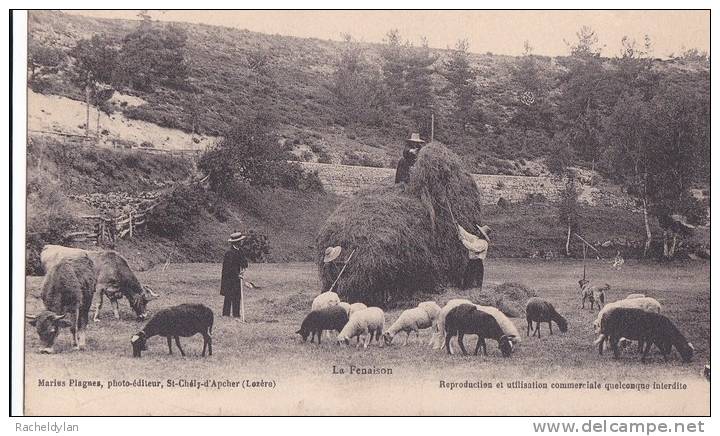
top-left (475, 224), bottom-right (492, 242)
top-left (323, 246), bottom-right (342, 263)
top-left (406, 133), bottom-right (425, 144)
top-left (228, 232), bottom-right (247, 244)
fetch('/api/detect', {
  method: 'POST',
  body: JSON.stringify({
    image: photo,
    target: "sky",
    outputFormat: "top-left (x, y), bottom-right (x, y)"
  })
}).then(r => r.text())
top-left (67, 10), bottom-right (710, 58)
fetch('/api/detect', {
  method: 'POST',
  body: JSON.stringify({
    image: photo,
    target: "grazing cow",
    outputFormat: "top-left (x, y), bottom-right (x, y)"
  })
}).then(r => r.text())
top-left (27, 256), bottom-right (96, 353)
top-left (579, 279), bottom-right (607, 310)
top-left (40, 245), bottom-right (158, 321)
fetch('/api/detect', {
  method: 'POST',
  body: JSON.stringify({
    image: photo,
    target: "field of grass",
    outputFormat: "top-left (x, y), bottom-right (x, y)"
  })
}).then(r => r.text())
top-left (24, 259), bottom-right (709, 416)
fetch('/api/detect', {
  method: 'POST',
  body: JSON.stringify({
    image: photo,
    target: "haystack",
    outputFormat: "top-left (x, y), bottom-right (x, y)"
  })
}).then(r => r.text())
top-left (475, 282), bottom-right (538, 318)
top-left (316, 144), bottom-right (486, 307)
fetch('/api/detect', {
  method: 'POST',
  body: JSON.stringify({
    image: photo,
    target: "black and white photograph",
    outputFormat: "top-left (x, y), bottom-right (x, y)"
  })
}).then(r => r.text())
top-left (11, 8), bottom-right (711, 417)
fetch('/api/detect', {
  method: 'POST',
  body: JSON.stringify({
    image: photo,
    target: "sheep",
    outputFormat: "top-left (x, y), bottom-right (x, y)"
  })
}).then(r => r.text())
top-left (444, 304), bottom-right (514, 357)
top-left (593, 296), bottom-right (662, 352)
top-left (337, 307), bottom-right (385, 348)
top-left (383, 307), bottom-right (432, 346)
top-left (348, 302), bottom-right (368, 316)
top-left (626, 293), bottom-right (646, 299)
top-left (595, 308), bottom-right (693, 363)
top-left (312, 291), bottom-right (340, 311)
top-left (338, 302), bottom-right (351, 316)
top-left (296, 305), bottom-right (349, 344)
top-left (525, 297), bottom-right (568, 338)
top-left (418, 301), bottom-right (442, 321)
top-left (579, 279), bottom-right (608, 310)
top-left (431, 298), bottom-right (474, 350)
top-left (130, 304), bottom-right (213, 357)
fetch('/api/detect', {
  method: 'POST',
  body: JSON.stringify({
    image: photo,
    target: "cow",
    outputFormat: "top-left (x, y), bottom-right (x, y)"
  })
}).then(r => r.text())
top-left (27, 255), bottom-right (96, 353)
top-left (40, 245), bottom-right (158, 321)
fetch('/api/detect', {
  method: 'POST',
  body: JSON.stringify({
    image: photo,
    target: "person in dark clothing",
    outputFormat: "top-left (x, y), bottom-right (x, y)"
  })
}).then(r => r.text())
top-left (221, 232), bottom-right (249, 318)
top-left (394, 133), bottom-right (425, 184)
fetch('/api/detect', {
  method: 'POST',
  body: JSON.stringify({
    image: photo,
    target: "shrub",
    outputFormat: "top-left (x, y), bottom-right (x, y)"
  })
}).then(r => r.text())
top-left (146, 184), bottom-right (205, 238)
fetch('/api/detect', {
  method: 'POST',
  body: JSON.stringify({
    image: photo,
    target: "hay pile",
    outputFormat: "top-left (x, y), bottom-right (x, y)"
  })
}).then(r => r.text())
top-left (475, 282), bottom-right (538, 318)
top-left (316, 144), bottom-right (485, 307)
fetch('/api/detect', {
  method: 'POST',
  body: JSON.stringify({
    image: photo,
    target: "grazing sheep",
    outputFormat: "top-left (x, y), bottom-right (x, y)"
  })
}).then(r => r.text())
top-left (348, 302), bottom-right (368, 316)
top-left (418, 301), bottom-right (442, 320)
top-left (338, 302), bottom-right (351, 316)
top-left (579, 279), bottom-right (608, 310)
top-left (130, 304), bottom-right (213, 357)
top-left (593, 296), bottom-right (662, 352)
top-left (432, 298), bottom-right (474, 350)
top-left (595, 308), bottom-right (693, 363)
top-left (337, 307), bottom-right (385, 348)
top-left (525, 297), bottom-right (568, 338)
top-left (312, 291), bottom-right (340, 311)
top-left (27, 256), bottom-right (96, 353)
top-left (296, 305), bottom-right (349, 344)
top-left (626, 293), bottom-right (646, 299)
top-left (444, 304), bottom-right (514, 357)
top-left (383, 307), bottom-right (433, 346)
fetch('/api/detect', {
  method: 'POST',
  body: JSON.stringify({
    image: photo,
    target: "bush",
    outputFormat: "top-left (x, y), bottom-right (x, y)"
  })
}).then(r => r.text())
top-left (146, 184), bottom-right (205, 238)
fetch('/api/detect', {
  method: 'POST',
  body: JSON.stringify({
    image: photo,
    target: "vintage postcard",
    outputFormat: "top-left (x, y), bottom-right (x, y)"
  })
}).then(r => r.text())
top-left (19, 9), bottom-right (710, 416)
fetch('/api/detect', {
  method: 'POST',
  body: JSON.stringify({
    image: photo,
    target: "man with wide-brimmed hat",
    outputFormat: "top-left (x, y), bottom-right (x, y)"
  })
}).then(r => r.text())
top-left (221, 232), bottom-right (249, 318)
top-left (395, 133), bottom-right (426, 184)
top-left (457, 223), bottom-right (492, 290)
top-left (321, 246), bottom-right (344, 292)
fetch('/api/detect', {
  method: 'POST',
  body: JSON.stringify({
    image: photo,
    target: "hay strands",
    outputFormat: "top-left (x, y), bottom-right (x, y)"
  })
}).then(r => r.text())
top-left (328, 248), bottom-right (357, 293)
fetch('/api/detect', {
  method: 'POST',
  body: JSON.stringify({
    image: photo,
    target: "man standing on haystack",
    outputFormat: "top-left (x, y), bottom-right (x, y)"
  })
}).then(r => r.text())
top-left (394, 133), bottom-right (425, 184)
top-left (221, 231), bottom-right (249, 319)
top-left (321, 246), bottom-right (344, 292)
top-left (458, 223), bottom-right (492, 290)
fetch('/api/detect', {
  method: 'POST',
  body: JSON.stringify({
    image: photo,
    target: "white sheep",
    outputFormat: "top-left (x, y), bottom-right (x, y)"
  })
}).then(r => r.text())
top-left (626, 293), bottom-right (646, 299)
top-left (593, 296), bottom-right (662, 350)
top-left (312, 291), bottom-right (340, 311)
top-left (348, 302), bottom-right (367, 316)
top-left (431, 299), bottom-right (474, 350)
top-left (418, 301), bottom-right (442, 321)
top-left (383, 307), bottom-right (434, 346)
top-left (337, 307), bottom-right (385, 348)
top-left (476, 305), bottom-right (521, 343)
top-left (593, 297), bottom-right (662, 333)
top-left (338, 302), bottom-right (351, 316)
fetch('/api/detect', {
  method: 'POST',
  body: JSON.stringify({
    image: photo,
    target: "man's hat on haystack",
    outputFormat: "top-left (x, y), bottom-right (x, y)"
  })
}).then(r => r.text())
top-left (475, 224), bottom-right (492, 242)
top-left (324, 246), bottom-right (342, 263)
top-left (406, 133), bottom-right (425, 145)
top-left (228, 232), bottom-right (247, 244)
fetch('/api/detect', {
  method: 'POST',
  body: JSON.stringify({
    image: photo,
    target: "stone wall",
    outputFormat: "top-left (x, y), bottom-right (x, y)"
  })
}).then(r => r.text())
top-left (300, 162), bottom-right (563, 204)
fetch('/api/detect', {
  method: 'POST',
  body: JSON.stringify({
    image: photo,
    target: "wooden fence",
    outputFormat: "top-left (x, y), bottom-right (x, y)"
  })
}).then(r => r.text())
top-left (65, 201), bottom-right (161, 245)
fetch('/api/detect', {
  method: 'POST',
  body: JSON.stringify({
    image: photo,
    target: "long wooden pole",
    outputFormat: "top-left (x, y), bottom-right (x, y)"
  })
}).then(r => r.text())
top-left (328, 248), bottom-right (357, 294)
top-left (240, 276), bottom-right (245, 322)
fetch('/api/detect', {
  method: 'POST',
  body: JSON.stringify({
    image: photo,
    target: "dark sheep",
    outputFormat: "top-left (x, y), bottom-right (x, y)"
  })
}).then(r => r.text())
top-left (525, 297), bottom-right (568, 338)
top-left (130, 304), bottom-right (213, 357)
top-left (597, 308), bottom-right (694, 363)
top-left (444, 304), bottom-right (513, 357)
top-left (296, 305), bottom-right (349, 344)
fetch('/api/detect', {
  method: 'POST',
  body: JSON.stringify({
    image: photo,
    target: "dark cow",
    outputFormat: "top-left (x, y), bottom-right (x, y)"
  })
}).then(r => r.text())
top-left (27, 256), bottom-right (96, 353)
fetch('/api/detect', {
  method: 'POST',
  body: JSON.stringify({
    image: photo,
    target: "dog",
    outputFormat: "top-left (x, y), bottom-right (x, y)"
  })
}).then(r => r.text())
top-left (580, 279), bottom-right (608, 310)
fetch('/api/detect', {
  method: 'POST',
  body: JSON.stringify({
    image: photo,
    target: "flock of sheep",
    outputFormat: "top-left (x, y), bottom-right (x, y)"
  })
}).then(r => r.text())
top-left (296, 282), bottom-right (696, 364)
top-left (28, 244), bottom-right (696, 366)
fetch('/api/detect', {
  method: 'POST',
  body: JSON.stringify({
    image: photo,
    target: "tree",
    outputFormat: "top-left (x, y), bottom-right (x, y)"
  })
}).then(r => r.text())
top-left (380, 29), bottom-right (407, 103)
top-left (331, 35), bottom-right (389, 126)
top-left (558, 175), bottom-right (581, 256)
top-left (602, 86), bottom-right (709, 258)
top-left (558, 26), bottom-right (609, 164)
top-left (68, 34), bottom-right (117, 137)
top-left (404, 38), bottom-right (437, 131)
top-left (511, 40), bottom-right (552, 132)
top-left (28, 36), bottom-right (65, 91)
top-left (441, 39), bottom-right (477, 131)
top-left (115, 22), bottom-right (190, 91)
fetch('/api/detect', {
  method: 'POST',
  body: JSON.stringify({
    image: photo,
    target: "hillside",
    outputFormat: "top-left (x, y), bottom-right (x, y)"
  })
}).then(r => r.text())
top-left (27, 11), bottom-right (710, 174)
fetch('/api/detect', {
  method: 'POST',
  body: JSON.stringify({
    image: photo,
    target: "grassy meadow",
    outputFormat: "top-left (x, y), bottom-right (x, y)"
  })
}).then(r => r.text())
top-left (24, 259), bottom-right (710, 415)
